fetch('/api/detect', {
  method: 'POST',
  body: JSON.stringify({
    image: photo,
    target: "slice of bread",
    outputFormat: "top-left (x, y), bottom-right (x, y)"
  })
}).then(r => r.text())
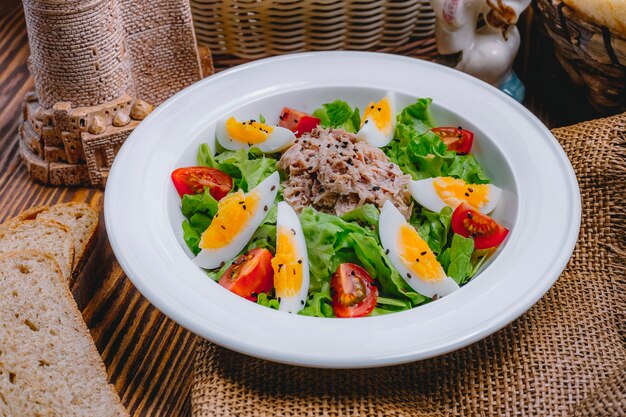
top-left (13, 202), bottom-right (99, 272)
top-left (0, 251), bottom-right (128, 417)
top-left (0, 220), bottom-right (74, 281)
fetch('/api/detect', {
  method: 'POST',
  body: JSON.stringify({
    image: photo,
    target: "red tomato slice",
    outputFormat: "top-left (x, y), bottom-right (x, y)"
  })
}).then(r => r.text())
top-left (432, 127), bottom-right (474, 155)
top-left (278, 107), bottom-right (320, 137)
top-left (219, 248), bottom-right (274, 301)
top-left (331, 263), bottom-right (378, 318)
top-left (451, 203), bottom-right (509, 249)
top-left (171, 166), bottom-right (232, 200)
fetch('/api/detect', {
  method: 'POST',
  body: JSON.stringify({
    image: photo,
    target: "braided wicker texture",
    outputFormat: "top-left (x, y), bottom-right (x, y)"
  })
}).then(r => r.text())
top-left (192, 113), bottom-right (626, 416)
top-left (535, 0), bottom-right (626, 112)
top-left (191, 0), bottom-right (436, 60)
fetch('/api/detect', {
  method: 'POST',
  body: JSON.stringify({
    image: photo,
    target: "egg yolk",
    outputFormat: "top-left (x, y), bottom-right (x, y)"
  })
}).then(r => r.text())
top-left (225, 117), bottom-right (274, 144)
top-left (199, 190), bottom-right (260, 249)
top-left (361, 97), bottom-right (392, 134)
top-left (271, 226), bottom-right (303, 298)
top-left (398, 224), bottom-right (446, 282)
top-left (433, 177), bottom-right (490, 210)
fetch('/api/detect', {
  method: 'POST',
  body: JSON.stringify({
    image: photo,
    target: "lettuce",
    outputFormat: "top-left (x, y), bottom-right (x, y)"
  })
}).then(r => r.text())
top-left (339, 204), bottom-right (380, 228)
top-left (410, 206), bottom-right (453, 256)
top-left (180, 188), bottom-right (220, 255)
top-left (443, 234), bottom-right (475, 284)
top-left (385, 99), bottom-right (490, 184)
top-left (257, 292), bottom-right (280, 309)
top-left (299, 207), bottom-right (426, 307)
top-left (299, 282), bottom-right (334, 318)
top-left (313, 100), bottom-right (361, 133)
top-left (197, 144), bottom-right (278, 191)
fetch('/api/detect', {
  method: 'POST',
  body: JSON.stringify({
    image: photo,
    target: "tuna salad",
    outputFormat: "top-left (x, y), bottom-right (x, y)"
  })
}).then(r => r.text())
top-left (173, 94), bottom-right (510, 318)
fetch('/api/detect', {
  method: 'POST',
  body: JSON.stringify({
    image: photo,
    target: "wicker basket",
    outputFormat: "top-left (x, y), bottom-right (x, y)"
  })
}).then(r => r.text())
top-left (534, 0), bottom-right (626, 112)
top-left (191, 0), bottom-right (436, 61)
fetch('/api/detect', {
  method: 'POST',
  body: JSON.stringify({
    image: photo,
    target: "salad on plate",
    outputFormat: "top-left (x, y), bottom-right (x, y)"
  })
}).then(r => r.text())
top-left (171, 93), bottom-right (509, 318)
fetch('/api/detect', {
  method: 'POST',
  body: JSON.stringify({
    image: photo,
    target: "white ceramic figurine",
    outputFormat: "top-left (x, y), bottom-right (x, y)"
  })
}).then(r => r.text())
top-left (430, 0), bottom-right (531, 101)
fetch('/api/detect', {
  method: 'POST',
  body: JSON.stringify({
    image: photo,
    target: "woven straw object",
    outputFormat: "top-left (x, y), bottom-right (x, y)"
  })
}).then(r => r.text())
top-left (535, 0), bottom-right (626, 112)
top-left (19, 0), bottom-right (205, 187)
top-left (192, 113), bottom-right (626, 416)
top-left (191, 0), bottom-right (437, 60)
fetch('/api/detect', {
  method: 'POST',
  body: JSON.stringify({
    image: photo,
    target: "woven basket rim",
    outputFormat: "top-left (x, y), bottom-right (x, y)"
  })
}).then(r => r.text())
top-left (548, 0), bottom-right (626, 40)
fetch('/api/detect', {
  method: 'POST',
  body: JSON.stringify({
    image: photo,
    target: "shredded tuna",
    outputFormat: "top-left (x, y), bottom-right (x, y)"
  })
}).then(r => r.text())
top-left (278, 127), bottom-right (413, 218)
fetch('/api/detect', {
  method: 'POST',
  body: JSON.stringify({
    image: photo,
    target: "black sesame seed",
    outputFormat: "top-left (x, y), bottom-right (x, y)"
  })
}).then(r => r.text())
top-left (432, 294), bottom-right (439, 300)
top-left (220, 225), bottom-right (226, 230)
top-left (243, 205), bottom-right (247, 210)
top-left (372, 186), bottom-right (380, 191)
top-left (377, 107), bottom-right (381, 111)
top-left (416, 258), bottom-right (420, 263)
top-left (271, 185), bottom-right (276, 191)
top-left (364, 120), bottom-right (369, 124)
top-left (407, 273), bottom-right (412, 279)
top-left (370, 105), bottom-right (374, 109)
top-left (239, 201), bottom-right (245, 205)
top-left (297, 260), bottom-right (302, 264)
top-left (264, 205), bottom-right (268, 211)
top-left (327, 143), bottom-right (331, 148)
top-left (291, 228), bottom-right (296, 235)
top-left (464, 192), bottom-right (470, 197)
top-left (278, 264), bottom-right (283, 272)
top-left (278, 297), bottom-right (281, 302)
top-left (301, 300), bottom-right (305, 305)
top-left (295, 191), bottom-right (301, 196)
top-left (468, 212), bottom-right (473, 219)
top-left (468, 188), bottom-right (474, 192)
top-left (457, 125), bottom-right (463, 130)
top-left (421, 251), bottom-right (427, 256)
top-left (385, 249), bottom-right (390, 255)
top-left (293, 267), bottom-right (296, 275)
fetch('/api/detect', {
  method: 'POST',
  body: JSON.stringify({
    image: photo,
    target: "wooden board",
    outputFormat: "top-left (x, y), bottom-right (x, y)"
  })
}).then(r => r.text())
top-left (0, 2), bottom-right (603, 416)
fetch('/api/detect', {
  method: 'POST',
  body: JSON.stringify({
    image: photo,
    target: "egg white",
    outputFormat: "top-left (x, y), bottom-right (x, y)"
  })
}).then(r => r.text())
top-left (409, 178), bottom-right (502, 214)
top-left (193, 172), bottom-right (279, 269)
top-left (356, 91), bottom-right (396, 148)
top-left (216, 118), bottom-right (296, 153)
top-left (379, 201), bottom-right (459, 298)
top-left (274, 201), bottom-right (310, 314)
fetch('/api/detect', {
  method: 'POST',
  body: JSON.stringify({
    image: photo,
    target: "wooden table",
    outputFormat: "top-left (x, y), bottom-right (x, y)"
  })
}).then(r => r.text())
top-left (0, 2), bottom-right (606, 416)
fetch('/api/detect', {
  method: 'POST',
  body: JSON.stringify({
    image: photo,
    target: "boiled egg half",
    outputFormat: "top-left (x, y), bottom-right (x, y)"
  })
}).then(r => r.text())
top-left (193, 172), bottom-right (279, 269)
top-left (271, 201), bottom-right (310, 314)
top-left (409, 177), bottom-right (501, 214)
top-left (216, 116), bottom-right (296, 153)
top-left (379, 201), bottom-right (459, 298)
top-left (356, 92), bottom-right (396, 148)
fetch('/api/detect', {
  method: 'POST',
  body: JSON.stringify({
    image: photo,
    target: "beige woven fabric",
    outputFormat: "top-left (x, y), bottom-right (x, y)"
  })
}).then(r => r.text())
top-left (192, 113), bottom-right (626, 416)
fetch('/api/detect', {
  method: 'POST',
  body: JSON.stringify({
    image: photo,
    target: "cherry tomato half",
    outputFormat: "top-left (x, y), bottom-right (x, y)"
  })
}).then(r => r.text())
top-left (451, 203), bottom-right (509, 249)
top-left (278, 107), bottom-right (321, 137)
top-left (219, 248), bottom-right (274, 301)
top-left (331, 263), bottom-right (378, 318)
top-left (171, 166), bottom-right (232, 200)
top-left (432, 127), bottom-right (474, 155)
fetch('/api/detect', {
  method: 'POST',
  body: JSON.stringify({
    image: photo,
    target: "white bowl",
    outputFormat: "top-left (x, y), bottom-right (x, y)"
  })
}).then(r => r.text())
top-left (104, 52), bottom-right (580, 368)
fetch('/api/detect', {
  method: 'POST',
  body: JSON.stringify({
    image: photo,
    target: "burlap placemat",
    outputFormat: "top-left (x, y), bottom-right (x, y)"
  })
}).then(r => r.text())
top-left (192, 113), bottom-right (626, 416)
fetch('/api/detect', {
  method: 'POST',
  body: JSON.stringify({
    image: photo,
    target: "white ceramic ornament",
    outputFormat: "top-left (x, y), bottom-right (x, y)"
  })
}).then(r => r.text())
top-left (430, 0), bottom-right (531, 101)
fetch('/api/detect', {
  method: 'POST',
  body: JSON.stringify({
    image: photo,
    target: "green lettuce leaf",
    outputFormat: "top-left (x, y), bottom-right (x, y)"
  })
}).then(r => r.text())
top-left (385, 99), bottom-right (490, 184)
top-left (257, 292), bottom-right (280, 310)
top-left (214, 148), bottom-right (277, 191)
top-left (299, 207), bottom-right (427, 306)
top-left (339, 204), bottom-right (380, 228)
top-left (410, 206), bottom-right (453, 256)
top-left (298, 281), bottom-right (334, 318)
top-left (313, 100), bottom-right (361, 133)
top-left (446, 234), bottom-right (475, 284)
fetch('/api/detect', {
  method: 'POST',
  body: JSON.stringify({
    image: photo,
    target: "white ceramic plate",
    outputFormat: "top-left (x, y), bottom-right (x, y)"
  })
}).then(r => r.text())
top-left (105, 52), bottom-right (580, 368)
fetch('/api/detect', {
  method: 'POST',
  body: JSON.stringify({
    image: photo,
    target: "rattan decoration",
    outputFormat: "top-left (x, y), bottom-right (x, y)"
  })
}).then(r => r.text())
top-left (535, 0), bottom-right (626, 112)
top-left (19, 0), bottom-right (205, 187)
top-left (191, 0), bottom-right (437, 60)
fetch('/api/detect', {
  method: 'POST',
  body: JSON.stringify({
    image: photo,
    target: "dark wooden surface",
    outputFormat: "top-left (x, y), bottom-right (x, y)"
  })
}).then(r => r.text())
top-left (0, 2), bottom-right (603, 416)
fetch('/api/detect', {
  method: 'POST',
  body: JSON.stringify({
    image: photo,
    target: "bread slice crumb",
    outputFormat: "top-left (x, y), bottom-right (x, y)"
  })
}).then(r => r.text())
top-left (0, 251), bottom-right (128, 417)
top-left (0, 220), bottom-right (74, 281)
